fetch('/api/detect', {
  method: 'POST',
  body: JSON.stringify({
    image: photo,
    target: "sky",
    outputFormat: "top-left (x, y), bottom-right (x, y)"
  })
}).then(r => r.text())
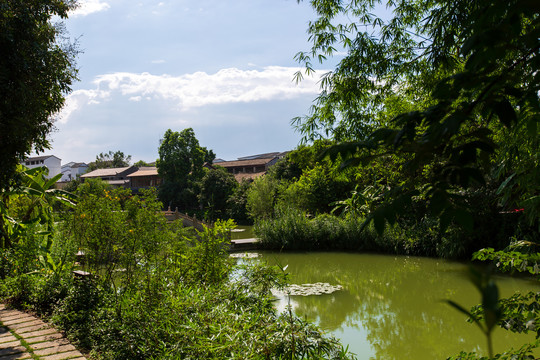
top-left (46, 0), bottom-right (337, 164)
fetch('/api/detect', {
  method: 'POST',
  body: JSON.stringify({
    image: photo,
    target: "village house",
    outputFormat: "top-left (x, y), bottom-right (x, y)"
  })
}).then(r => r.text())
top-left (214, 152), bottom-right (288, 182)
top-left (60, 162), bottom-right (89, 182)
top-left (73, 151), bottom-right (288, 189)
top-left (127, 167), bottom-right (162, 192)
top-left (80, 166), bottom-right (138, 188)
top-left (22, 155), bottom-right (62, 179)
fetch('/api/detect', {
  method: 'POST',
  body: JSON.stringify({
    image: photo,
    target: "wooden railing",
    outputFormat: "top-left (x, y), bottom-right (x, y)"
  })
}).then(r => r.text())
top-left (162, 207), bottom-right (208, 231)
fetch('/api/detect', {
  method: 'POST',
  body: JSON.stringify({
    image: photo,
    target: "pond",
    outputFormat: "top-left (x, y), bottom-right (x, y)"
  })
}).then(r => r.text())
top-left (241, 251), bottom-right (539, 360)
top-left (230, 225), bottom-right (256, 240)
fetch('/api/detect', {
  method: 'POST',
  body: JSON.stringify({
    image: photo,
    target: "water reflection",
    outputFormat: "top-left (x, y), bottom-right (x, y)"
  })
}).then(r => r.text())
top-left (256, 252), bottom-right (539, 360)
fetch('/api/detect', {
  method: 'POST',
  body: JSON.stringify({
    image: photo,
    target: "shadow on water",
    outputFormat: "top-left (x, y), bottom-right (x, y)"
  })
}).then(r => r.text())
top-left (252, 251), bottom-right (539, 360)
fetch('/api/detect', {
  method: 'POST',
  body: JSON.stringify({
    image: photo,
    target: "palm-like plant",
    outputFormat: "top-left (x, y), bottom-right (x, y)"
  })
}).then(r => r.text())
top-left (0, 165), bottom-right (75, 249)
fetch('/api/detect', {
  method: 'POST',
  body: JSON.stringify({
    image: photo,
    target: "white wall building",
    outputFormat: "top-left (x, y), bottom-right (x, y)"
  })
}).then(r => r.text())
top-left (23, 155), bottom-right (62, 179)
top-left (60, 162), bottom-right (89, 182)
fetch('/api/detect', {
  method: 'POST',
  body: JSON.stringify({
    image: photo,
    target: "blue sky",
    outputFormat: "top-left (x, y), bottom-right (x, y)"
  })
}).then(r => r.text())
top-left (48, 0), bottom-right (335, 164)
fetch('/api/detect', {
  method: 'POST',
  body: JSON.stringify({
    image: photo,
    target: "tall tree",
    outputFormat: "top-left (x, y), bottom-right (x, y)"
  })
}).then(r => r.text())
top-left (0, 0), bottom-right (78, 189)
top-left (199, 167), bottom-right (238, 221)
top-left (87, 151), bottom-right (132, 171)
top-left (295, 0), bottom-right (540, 233)
top-left (156, 128), bottom-right (215, 210)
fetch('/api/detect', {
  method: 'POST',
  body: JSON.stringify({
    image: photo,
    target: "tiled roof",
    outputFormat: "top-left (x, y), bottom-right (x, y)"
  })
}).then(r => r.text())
top-left (127, 167), bottom-right (159, 177)
top-left (24, 155), bottom-right (61, 161)
top-left (215, 158), bottom-right (274, 168)
top-left (237, 152), bottom-right (281, 160)
top-left (81, 166), bottom-right (132, 178)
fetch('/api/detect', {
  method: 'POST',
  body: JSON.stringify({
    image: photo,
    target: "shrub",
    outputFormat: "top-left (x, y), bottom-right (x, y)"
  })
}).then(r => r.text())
top-left (254, 207), bottom-right (377, 251)
top-left (0, 186), bottom-right (356, 360)
top-left (254, 207), bottom-right (497, 259)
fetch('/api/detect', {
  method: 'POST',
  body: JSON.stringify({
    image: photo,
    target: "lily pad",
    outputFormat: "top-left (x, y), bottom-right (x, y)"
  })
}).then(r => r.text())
top-left (230, 252), bottom-right (259, 259)
top-left (273, 282), bottom-right (343, 296)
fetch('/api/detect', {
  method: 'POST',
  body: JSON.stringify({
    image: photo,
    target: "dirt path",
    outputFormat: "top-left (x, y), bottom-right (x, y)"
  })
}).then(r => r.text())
top-left (0, 304), bottom-right (86, 360)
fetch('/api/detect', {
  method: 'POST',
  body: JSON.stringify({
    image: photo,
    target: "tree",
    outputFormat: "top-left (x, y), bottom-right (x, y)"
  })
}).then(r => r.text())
top-left (87, 151), bottom-right (132, 171)
top-left (133, 160), bottom-right (152, 167)
top-left (156, 128), bottom-right (215, 210)
top-left (295, 0), bottom-right (540, 234)
top-left (279, 164), bottom-right (351, 214)
top-left (246, 176), bottom-right (279, 220)
top-left (226, 180), bottom-right (251, 224)
top-left (0, 0), bottom-right (78, 189)
top-left (199, 167), bottom-right (238, 221)
top-left (293, 2), bottom-right (539, 358)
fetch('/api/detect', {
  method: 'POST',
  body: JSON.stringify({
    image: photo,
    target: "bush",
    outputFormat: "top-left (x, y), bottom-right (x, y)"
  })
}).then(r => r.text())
top-left (0, 186), bottom-right (356, 360)
top-left (254, 207), bottom-right (379, 251)
top-left (254, 207), bottom-right (503, 259)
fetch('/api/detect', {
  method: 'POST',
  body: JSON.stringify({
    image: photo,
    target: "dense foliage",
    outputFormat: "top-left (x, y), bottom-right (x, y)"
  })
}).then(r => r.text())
top-left (0, 165), bottom-right (74, 250)
top-left (0, 186), bottom-right (354, 360)
top-left (87, 150), bottom-right (132, 171)
top-left (157, 128), bottom-right (215, 211)
top-left (198, 167), bottom-right (238, 221)
top-left (0, 0), bottom-right (78, 189)
top-left (281, 0), bottom-right (540, 358)
top-left (293, 0), bottom-right (538, 237)
top-left (1, 0), bottom-right (538, 358)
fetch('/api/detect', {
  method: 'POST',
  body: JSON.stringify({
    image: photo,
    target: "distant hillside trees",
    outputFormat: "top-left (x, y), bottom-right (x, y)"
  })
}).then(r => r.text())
top-left (87, 151), bottom-right (132, 171)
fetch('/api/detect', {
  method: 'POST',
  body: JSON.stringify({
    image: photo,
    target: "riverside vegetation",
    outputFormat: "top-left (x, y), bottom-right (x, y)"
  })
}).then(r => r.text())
top-left (0, 170), bottom-right (353, 360)
top-left (1, 0), bottom-right (539, 359)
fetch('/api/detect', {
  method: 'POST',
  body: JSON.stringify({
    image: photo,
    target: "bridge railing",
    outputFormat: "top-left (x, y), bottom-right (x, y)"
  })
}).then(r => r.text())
top-left (161, 207), bottom-right (209, 231)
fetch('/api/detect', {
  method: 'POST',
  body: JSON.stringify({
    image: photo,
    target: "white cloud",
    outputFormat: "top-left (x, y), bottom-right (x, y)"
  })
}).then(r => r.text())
top-left (70, 0), bottom-right (110, 17)
top-left (97, 66), bottom-right (320, 107)
top-left (59, 89), bottom-right (110, 123)
top-left (60, 66), bottom-right (322, 122)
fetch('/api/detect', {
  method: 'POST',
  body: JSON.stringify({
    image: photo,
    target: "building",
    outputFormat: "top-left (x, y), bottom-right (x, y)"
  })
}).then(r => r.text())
top-left (22, 155), bottom-right (61, 179)
top-left (60, 162), bottom-right (89, 182)
top-left (127, 167), bottom-right (162, 191)
top-left (214, 152), bottom-right (288, 182)
top-left (80, 166), bottom-right (138, 188)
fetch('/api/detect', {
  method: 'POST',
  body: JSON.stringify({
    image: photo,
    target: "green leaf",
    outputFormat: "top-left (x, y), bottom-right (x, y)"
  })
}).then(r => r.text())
top-left (482, 282), bottom-right (500, 332)
top-left (496, 173), bottom-right (516, 195)
top-left (446, 300), bottom-right (484, 332)
top-left (44, 173), bottom-right (63, 189)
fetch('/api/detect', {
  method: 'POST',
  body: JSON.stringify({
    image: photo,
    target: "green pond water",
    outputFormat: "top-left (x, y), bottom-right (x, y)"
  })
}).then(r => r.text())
top-left (230, 225), bottom-right (256, 240)
top-left (241, 251), bottom-right (539, 360)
